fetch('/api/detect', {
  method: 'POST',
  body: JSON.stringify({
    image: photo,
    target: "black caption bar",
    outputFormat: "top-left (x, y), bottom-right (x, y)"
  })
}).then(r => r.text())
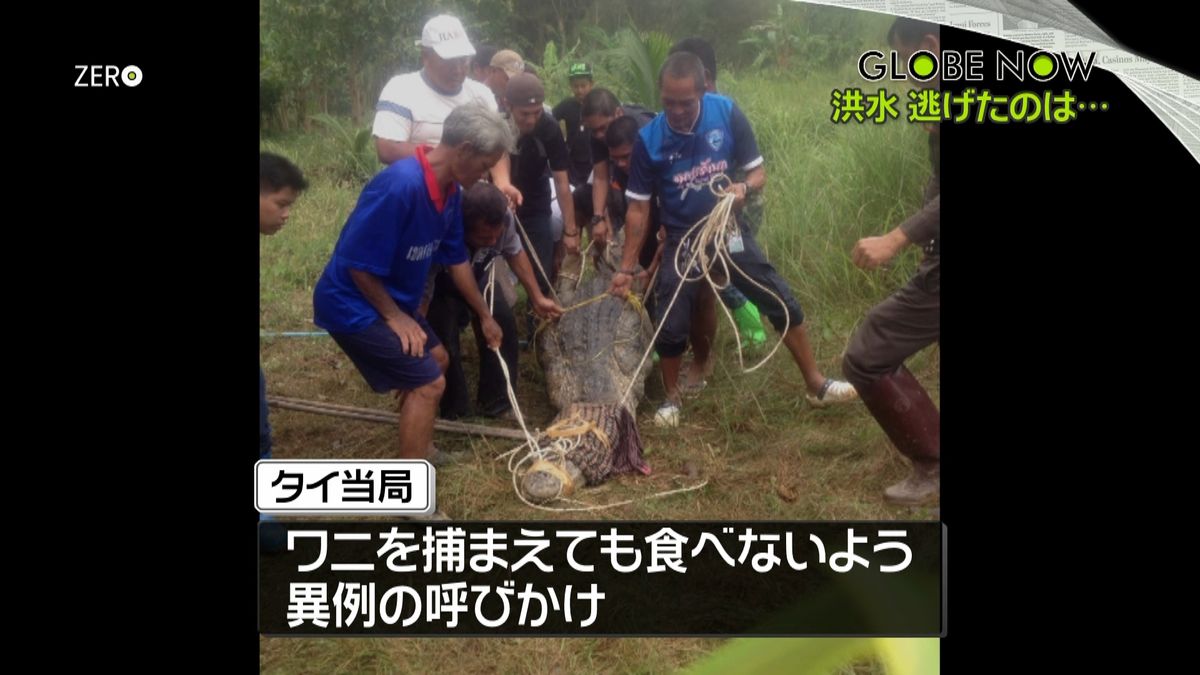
top-left (259, 521), bottom-right (942, 636)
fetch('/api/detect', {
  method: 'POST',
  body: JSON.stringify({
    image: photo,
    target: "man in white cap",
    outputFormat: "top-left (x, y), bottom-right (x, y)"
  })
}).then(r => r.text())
top-left (373, 15), bottom-right (522, 206)
top-left (372, 17), bottom-right (486, 158)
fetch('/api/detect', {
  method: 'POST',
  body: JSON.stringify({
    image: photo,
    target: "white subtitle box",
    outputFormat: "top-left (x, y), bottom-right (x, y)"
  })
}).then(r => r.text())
top-left (256, 460), bottom-right (435, 515)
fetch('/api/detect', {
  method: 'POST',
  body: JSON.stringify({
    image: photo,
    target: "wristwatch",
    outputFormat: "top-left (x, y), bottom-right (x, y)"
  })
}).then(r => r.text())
top-left (590, 214), bottom-right (605, 226)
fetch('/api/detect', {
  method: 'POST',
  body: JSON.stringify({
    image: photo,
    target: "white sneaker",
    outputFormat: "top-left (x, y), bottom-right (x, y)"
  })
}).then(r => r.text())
top-left (806, 379), bottom-right (858, 408)
top-left (884, 472), bottom-right (939, 505)
top-left (653, 401), bottom-right (681, 427)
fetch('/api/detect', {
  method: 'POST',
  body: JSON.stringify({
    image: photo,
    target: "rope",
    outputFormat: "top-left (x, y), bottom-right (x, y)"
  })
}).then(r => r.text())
top-left (481, 258), bottom-right (497, 317)
top-left (526, 458), bottom-right (577, 495)
top-left (531, 290), bottom-right (629, 342)
top-left (545, 413), bottom-right (611, 451)
top-left (643, 263), bottom-right (660, 303)
top-left (511, 210), bottom-right (560, 303)
top-left (477, 201), bottom-right (715, 512)
top-left (618, 174), bottom-right (790, 407)
top-left (490, 343), bottom-right (541, 455)
top-left (687, 180), bottom-right (790, 374)
top-left (487, 240), bottom-right (707, 512)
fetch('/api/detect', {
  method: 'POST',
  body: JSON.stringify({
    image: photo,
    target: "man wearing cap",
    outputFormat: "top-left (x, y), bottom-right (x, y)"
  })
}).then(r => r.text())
top-left (505, 73), bottom-right (580, 289)
top-left (552, 62), bottom-right (596, 189)
top-left (485, 49), bottom-right (525, 112)
top-left (372, 15), bottom-right (522, 207)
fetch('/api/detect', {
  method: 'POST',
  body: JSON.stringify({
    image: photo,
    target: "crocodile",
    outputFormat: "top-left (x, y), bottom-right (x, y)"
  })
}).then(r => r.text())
top-left (522, 241), bottom-right (654, 502)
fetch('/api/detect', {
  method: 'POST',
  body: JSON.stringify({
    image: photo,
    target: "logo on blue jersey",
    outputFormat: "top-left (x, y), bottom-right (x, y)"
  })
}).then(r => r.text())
top-left (406, 240), bottom-right (441, 262)
top-left (705, 129), bottom-right (724, 151)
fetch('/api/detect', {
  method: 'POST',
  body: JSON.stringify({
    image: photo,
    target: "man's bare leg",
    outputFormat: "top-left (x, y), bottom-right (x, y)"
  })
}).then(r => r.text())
top-left (397, 375), bottom-right (445, 459)
top-left (782, 323), bottom-right (831, 395)
top-left (686, 283), bottom-right (717, 386)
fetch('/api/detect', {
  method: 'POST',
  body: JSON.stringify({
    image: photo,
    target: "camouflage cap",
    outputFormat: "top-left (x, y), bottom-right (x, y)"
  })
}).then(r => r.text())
top-left (568, 62), bottom-right (593, 79)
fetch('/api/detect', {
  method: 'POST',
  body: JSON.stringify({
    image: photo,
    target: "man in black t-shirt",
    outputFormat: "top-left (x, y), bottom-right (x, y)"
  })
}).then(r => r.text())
top-left (506, 73), bottom-right (580, 293)
top-left (551, 62), bottom-right (595, 189)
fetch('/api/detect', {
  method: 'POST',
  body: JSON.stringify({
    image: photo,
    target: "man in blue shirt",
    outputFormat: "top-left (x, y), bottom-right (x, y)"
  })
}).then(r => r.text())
top-left (669, 37), bottom-right (768, 356)
top-left (314, 104), bottom-right (514, 461)
top-left (608, 53), bottom-right (857, 426)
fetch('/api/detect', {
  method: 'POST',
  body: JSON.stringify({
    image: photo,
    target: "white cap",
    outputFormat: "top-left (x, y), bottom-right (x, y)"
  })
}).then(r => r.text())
top-left (416, 15), bottom-right (476, 59)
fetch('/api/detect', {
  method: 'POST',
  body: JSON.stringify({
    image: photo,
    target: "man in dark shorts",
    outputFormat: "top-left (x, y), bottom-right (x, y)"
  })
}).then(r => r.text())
top-left (426, 182), bottom-right (562, 420)
top-left (843, 18), bottom-right (941, 505)
top-left (313, 104), bottom-right (513, 462)
top-left (608, 53), bottom-right (857, 426)
top-left (669, 37), bottom-right (767, 353)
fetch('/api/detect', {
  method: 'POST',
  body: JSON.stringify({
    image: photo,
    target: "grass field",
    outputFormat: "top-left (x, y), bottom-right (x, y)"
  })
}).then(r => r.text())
top-left (260, 62), bottom-right (938, 673)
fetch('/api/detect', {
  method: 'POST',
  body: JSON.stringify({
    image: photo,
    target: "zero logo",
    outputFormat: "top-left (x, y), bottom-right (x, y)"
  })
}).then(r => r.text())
top-left (74, 65), bottom-right (143, 87)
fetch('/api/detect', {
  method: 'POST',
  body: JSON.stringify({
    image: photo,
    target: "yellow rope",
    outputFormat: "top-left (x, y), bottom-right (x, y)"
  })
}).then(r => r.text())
top-left (545, 413), bottom-right (611, 450)
top-left (526, 459), bottom-right (577, 496)
top-left (625, 291), bottom-right (646, 315)
top-left (532, 289), bottom-right (644, 340)
top-left (484, 199), bottom-right (730, 513)
top-left (557, 291), bottom-right (610, 315)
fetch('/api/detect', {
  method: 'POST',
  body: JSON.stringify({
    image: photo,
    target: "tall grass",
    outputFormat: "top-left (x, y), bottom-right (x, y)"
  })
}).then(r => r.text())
top-left (723, 67), bottom-right (930, 338)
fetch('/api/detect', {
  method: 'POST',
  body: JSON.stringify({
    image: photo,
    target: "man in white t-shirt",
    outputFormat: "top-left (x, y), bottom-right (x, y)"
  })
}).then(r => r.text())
top-left (372, 15), bottom-right (523, 207)
top-left (372, 15), bottom-right (499, 163)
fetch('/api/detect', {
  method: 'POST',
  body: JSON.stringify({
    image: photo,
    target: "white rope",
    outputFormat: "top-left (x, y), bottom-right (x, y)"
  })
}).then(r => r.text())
top-left (618, 174), bottom-right (790, 407)
top-left (510, 209), bottom-right (560, 303)
top-left (485, 177), bottom-right (783, 512)
top-left (485, 225), bottom-right (710, 512)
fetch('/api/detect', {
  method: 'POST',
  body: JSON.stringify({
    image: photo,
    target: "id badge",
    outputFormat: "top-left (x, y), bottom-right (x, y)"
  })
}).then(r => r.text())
top-left (728, 229), bottom-right (745, 254)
